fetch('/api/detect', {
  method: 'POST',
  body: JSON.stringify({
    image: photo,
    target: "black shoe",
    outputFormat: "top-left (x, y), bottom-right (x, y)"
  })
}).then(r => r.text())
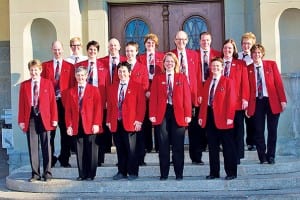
top-left (192, 161), bottom-right (204, 165)
top-left (51, 156), bottom-right (57, 168)
top-left (43, 174), bottom-right (52, 182)
top-left (61, 163), bottom-right (72, 168)
top-left (128, 175), bottom-right (138, 181)
top-left (176, 176), bottom-right (183, 180)
top-left (86, 177), bottom-right (94, 181)
top-left (247, 145), bottom-right (256, 151)
top-left (160, 176), bottom-right (168, 181)
top-left (268, 157), bottom-right (275, 164)
top-left (76, 177), bottom-right (86, 181)
top-left (28, 177), bottom-right (41, 182)
top-left (139, 161), bottom-right (147, 166)
top-left (260, 159), bottom-right (268, 164)
top-left (225, 175), bottom-right (237, 180)
top-left (206, 175), bottom-right (220, 180)
top-left (113, 172), bottom-right (127, 180)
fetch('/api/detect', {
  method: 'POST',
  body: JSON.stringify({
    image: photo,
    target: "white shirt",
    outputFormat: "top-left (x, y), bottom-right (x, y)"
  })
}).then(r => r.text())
top-left (238, 51), bottom-right (253, 66)
top-left (65, 55), bottom-right (88, 64)
top-left (118, 80), bottom-right (129, 102)
top-left (31, 78), bottom-right (41, 106)
top-left (208, 75), bottom-right (220, 105)
top-left (166, 72), bottom-right (174, 104)
top-left (88, 60), bottom-right (98, 87)
top-left (177, 50), bottom-right (190, 83)
top-left (254, 63), bottom-right (269, 97)
top-left (200, 48), bottom-right (210, 82)
top-left (147, 52), bottom-right (155, 80)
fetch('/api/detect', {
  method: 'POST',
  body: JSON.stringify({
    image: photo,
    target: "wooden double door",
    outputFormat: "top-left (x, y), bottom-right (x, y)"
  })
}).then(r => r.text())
top-left (109, 0), bottom-right (224, 54)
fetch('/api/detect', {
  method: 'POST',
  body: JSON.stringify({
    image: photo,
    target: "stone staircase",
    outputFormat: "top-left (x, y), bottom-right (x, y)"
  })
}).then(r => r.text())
top-left (5, 148), bottom-right (300, 196)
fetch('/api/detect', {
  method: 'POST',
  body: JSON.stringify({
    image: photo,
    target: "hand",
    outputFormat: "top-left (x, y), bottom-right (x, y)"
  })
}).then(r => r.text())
top-left (52, 121), bottom-right (58, 127)
top-left (281, 102), bottom-right (287, 111)
top-left (185, 117), bottom-right (191, 123)
top-left (133, 121), bottom-right (142, 132)
top-left (67, 127), bottom-right (73, 136)
top-left (19, 123), bottom-right (25, 130)
top-left (106, 123), bottom-right (111, 131)
top-left (92, 125), bottom-right (99, 134)
top-left (198, 119), bottom-right (202, 126)
top-left (226, 119), bottom-right (233, 125)
top-left (149, 117), bottom-right (156, 123)
top-left (198, 96), bottom-right (202, 104)
top-left (242, 99), bottom-right (248, 110)
top-left (245, 110), bottom-right (250, 118)
top-left (145, 91), bottom-right (151, 98)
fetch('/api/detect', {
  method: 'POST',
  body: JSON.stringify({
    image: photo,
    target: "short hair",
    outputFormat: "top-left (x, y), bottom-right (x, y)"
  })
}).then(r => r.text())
top-left (250, 43), bottom-right (265, 57)
top-left (162, 52), bottom-right (180, 73)
top-left (199, 31), bottom-right (212, 39)
top-left (125, 41), bottom-right (139, 50)
top-left (210, 57), bottom-right (224, 66)
top-left (86, 40), bottom-right (100, 51)
top-left (75, 66), bottom-right (88, 75)
top-left (70, 37), bottom-right (82, 46)
top-left (144, 33), bottom-right (159, 48)
top-left (241, 32), bottom-right (256, 45)
top-left (28, 59), bottom-right (42, 70)
top-left (117, 61), bottom-right (132, 73)
top-left (221, 39), bottom-right (239, 59)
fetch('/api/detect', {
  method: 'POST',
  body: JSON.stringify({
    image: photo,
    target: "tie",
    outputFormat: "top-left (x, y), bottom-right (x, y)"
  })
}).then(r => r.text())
top-left (33, 81), bottom-right (39, 115)
top-left (149, 53), bottom-right (154, 75)
top-left (78, 86), bottom-right (83, 110)
top-left (203, 51), bottom-right (209, 80)
top-left (209, 78), bottom-right (216, 106)
top-left (54, 61), bottom-right (60, 96)
top-left (256, 66), bottom-right (263, 99)
top-left (88, 61), bottom-right (94, 84)
top-left (167, 74), bottom-right (173, 104)
top-left (118, 83), bottom-right (126, 120)
top-left (111, 57), bottom-right (117, 82)
top-left (74, 56), bottom-right (79, 64)
top-left (242, 53), bottom-right (248, 60)
top-left (180, 52), bottom-right (186, 74)
top-left (224, 61), bottom-right (230, 77)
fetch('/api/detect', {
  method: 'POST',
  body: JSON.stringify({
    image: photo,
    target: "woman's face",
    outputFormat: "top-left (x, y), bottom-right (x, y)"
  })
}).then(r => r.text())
top-left (87, 45), bottom-right (98, 59)
top-left (251, 48), bottom-right (263, 64)
top-left (164, 55), bottom-right (175, 73)
top-left (223, 42), bottom-right (234, 59)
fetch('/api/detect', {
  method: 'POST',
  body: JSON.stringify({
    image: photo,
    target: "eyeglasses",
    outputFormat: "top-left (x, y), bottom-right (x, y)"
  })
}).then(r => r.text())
top-left (71, 44), bottom-right (81, 47)
top-left (175, 38), bottom-right (187, 41)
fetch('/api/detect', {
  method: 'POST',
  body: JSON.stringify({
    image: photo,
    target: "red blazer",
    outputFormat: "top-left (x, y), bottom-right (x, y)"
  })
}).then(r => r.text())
top-left (98, 55), bottom-right (127, 84)
top-left (149, 73), bottom-right (192, 127)
top-left (199, 76), bottom-right (236, 129)
top-left (226, 59), bottom-right (250, 110)
top-left (171, 49), bottom-right (199, 106)
top-left (137, 51), bottom-right (165, 75)
top-left (75, 60), bottom-right (110, 109)
top-left (106, 80), bottom-right (146, 132)
top-left (64, 84), bottom-right (103, 135)
top-left (196, 49), bottom-right (221, 103)
top-left (41, 60), bottom-right (75, 92)
top-left (247, 60), bottom-right (287, 116)
top-left (18, 78), bottom-right (58, 132)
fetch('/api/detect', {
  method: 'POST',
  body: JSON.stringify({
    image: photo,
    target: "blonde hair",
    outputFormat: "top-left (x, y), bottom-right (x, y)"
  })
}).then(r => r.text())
top-left (162, 52), bottom-right (180, 73)
top-left (28, 59), bottom-right (42, 70)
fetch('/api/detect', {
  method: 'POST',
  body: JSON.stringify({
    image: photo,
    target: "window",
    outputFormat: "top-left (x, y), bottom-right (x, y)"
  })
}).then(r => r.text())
top-left (125, 19), bottom-right (149, 54)
top-left (183, 16), bottom-right (208, 50)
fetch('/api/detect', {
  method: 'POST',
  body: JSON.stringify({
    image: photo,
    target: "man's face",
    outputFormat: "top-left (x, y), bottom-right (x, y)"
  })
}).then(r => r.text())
top-left (125, 45), bottom-right (138, 61)
top-left (29, 65), bottom-right (42, 80)
top-left (200, 34), bottom-right (212, 50)
top-left (52, 41), bottom-right (63, 59)
top-left (109, 39), bottom-right (121, 55)
top-left (174, 32), bottom-right (188, 51)
top-left (75, 71), bottom-right (88, 85)
top-left (87, 45), bottom-right (98, 59)
top-left (70, 40), bottom-right (82, 56)
top-left (118, 66), bottom-right (131, 81)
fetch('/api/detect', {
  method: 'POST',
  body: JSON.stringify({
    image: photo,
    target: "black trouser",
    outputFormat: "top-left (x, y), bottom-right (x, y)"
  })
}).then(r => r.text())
top-left (253, 97), bottom-right (280, 162)
top-left (76, 118), bottom-right (98, 179)
top-left (233, 110), bottom-right (245, 161)
top-left (113, 120), bottom-right (139, 176)
top-left (27, 109), bottom-right (52, 179)
top-left (206, 107), bottom-right (237, 177)
top-left (158, 104), bottom-right (185, 178)
top-left (245, 115), bottom-right (255, 146)
top-left (188, 106), bottom-right (207, 163)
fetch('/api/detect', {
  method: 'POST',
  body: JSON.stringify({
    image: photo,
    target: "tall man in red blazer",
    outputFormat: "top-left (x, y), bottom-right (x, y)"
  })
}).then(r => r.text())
top-left (106, 62), bottom-right (146, 181)
top-left (41, 40), bottom-right (75, 168)
top-left (195, 32), bottom-right (222, 164)
top-left (65, 67), bottom-right (103, 181)
top-left (75, 40), bottom-right (110, 166)
top-left (171, 30), bottom-right (201, 165)
top-left (137, 33), bottom-right (165, 163)
top-left (149, 52), bottom-right (192, 180)
top-left (246, 44), bottom-right (287, 164)
top-left (18, 59), bottom-right (58, 182)
top-left (198, 57), bottom-right (237, 180)
top-left (222, 39), bottom-right (250, 164)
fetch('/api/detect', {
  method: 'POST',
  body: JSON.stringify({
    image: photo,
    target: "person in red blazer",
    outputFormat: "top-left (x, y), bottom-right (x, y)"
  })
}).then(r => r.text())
top-left (64, 37), bottom-right (88, 65)
top-left (193, 31), bottom-right (222, 165)
top-left (198, 57), bottom-right (237, 180)
top-left (149, 52), bottom-right (192, 180)
top-left (65, 66), bottom-right (103, 181)
top-left (75, 40), bottom-right (110, 166)
top-left (106, 62), bottom-right (146, 181)
top-left (245, 43), bottom-right (287, 164)
top-left (97, 38), bottom-right (126, 165)
top-left (137, 33), bottom-right (165, 164)
top-left (41, 40), bottom-right (75, 168)
top-left (171, 30), bottom-right (201, 165)
top-left (18, 59), bottom-right (58, 182)
top-left (222, 39), bottom-right (250, 164)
